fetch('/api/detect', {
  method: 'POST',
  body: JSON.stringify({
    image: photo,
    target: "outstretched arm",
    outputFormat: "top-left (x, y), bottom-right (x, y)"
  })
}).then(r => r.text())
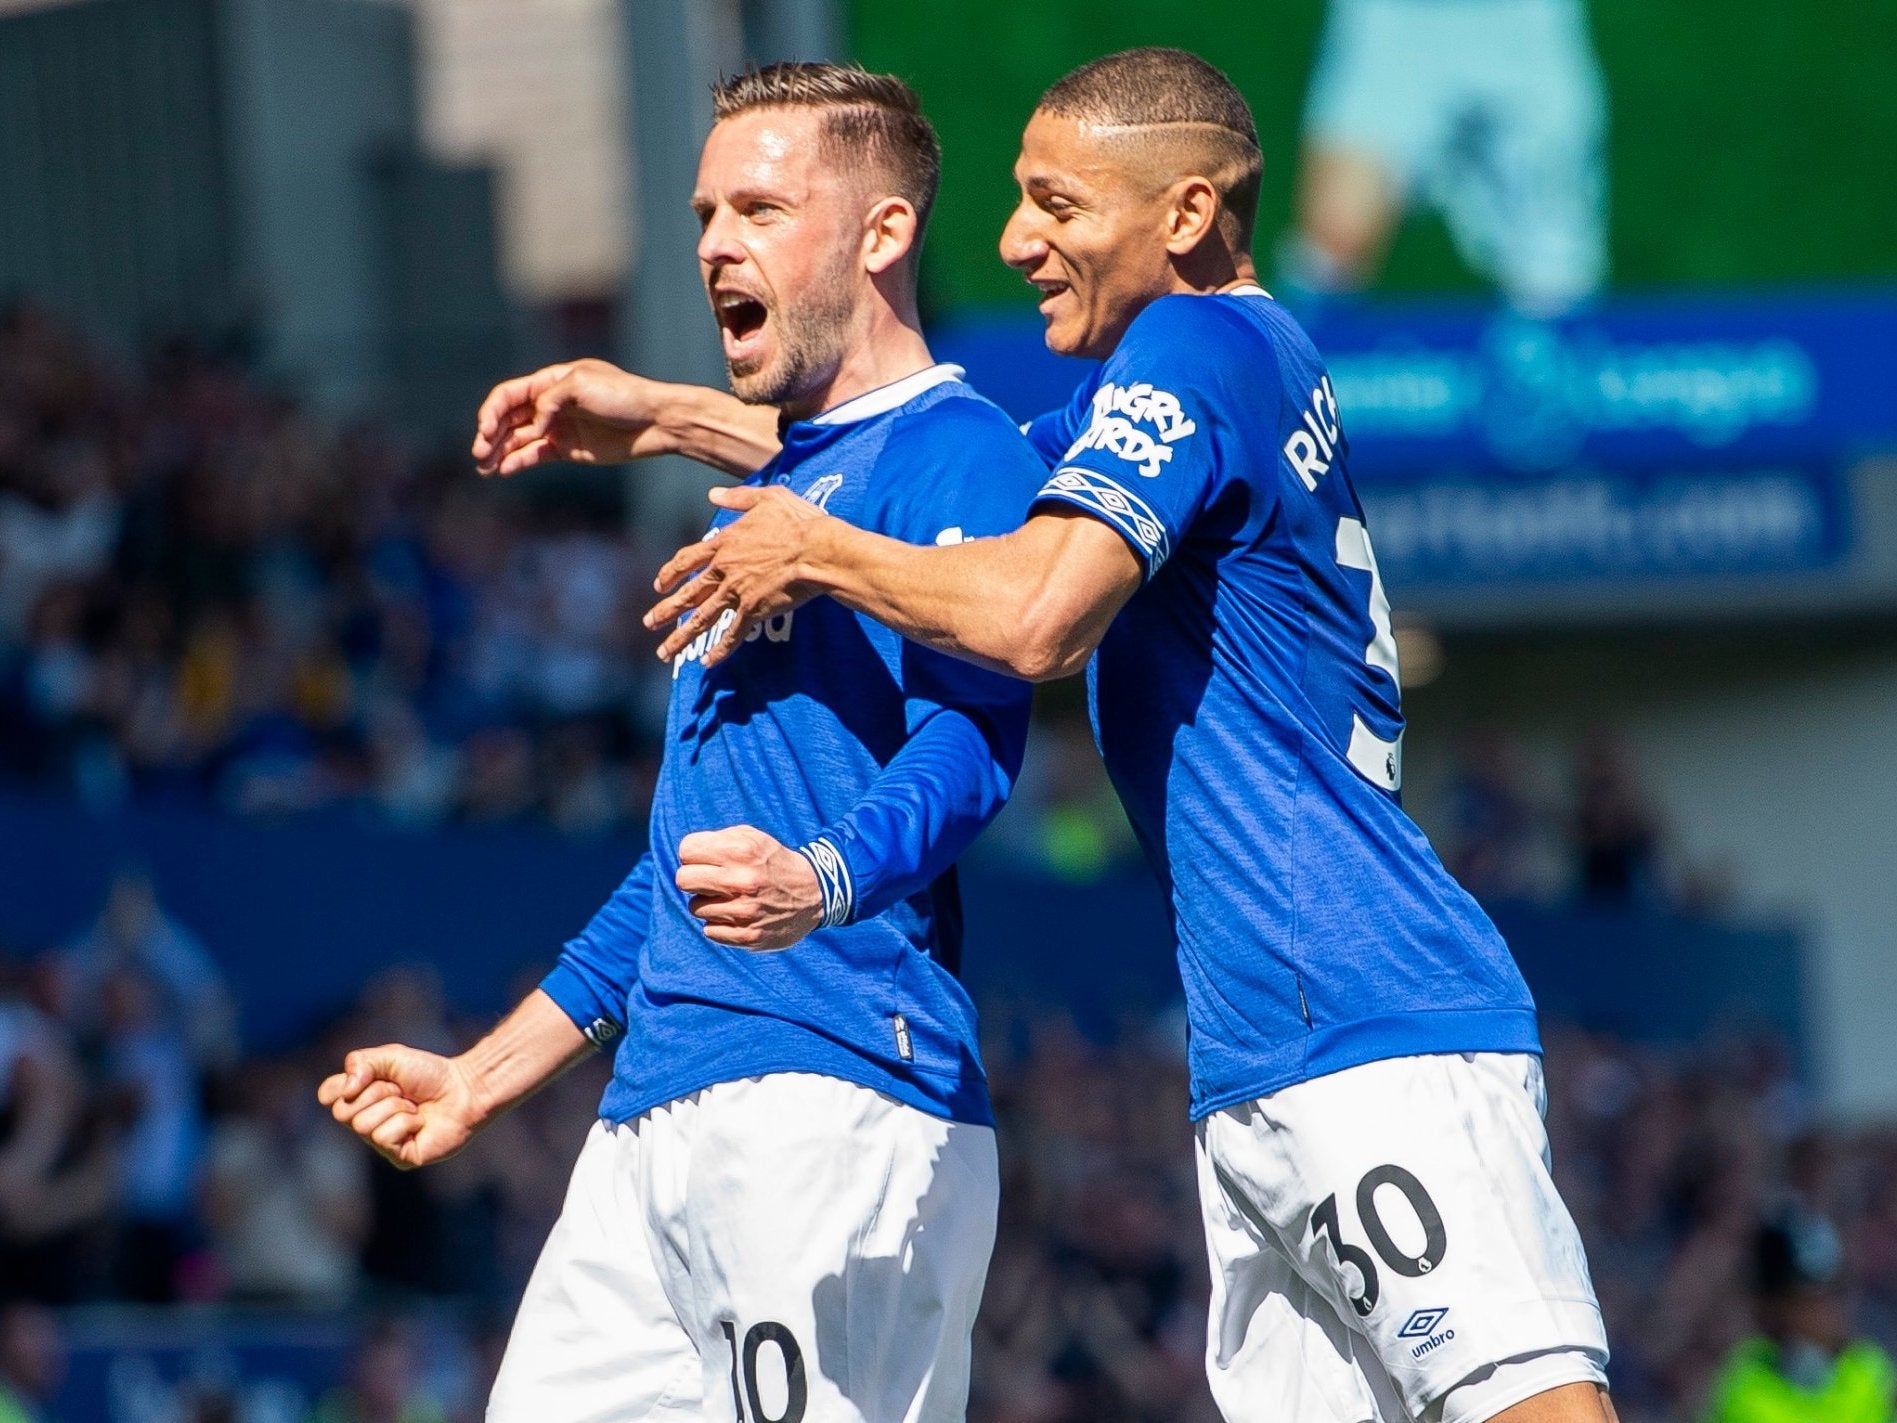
top-left (471, 358), bottom-right (781, 478)
top-left (647, 490), bottom-right (1143, 683)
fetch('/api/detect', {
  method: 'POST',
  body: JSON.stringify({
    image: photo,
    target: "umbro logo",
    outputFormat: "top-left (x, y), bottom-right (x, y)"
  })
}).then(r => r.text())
top-left (1398, 1308), bottom-right (1449, 1340)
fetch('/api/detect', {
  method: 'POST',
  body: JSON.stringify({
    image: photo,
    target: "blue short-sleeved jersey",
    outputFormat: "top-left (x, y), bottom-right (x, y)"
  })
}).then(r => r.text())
top-left (1028, 288), bottom-right (1540, 1120)
top-left (542, 366), bottom-right (1044, 1127)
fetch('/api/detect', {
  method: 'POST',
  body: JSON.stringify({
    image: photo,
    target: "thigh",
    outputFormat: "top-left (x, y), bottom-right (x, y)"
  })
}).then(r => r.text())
top-left (488, 1121), bottom-right (701, 1423)
top-left (683, 1073), bottom-right (999, 1423)
top-left (1437, 2), bottom-right (1608, 306)
top-left (1202, 1054), bottom-right (1608, 1422)
top-left (1196, 1126), bottom-right (1406, 1423)
top-left (1304, 0), bottom-right (1462, 190)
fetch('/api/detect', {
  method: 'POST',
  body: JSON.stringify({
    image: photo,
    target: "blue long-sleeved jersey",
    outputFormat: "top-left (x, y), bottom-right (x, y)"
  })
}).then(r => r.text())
top-left (540, 366), bottom-right (1046, 1126)
top-left (1026, 289), bottom-right (1539, 1120)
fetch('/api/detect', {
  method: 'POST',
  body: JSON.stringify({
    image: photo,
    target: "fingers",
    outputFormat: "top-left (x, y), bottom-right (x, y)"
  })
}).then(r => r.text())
top-left (472, 366), bottom-right (570, 468)
top-left (329, 1078), bottom-right (408, 1126)
top-left (707, 484), bottom-right (764, 513)
top-left (699, 609), bottom-right (760, 668)
top-left (346, 1093), bottom-right (417, 1142)
top-left (676, 864), bottom-right (757, 899)
top-left (677, 826), bottom-right (766, 865)
top-left (703, 922), bottom-right (767, 949)
top-left (368, 1108), bottom-right (424, 1156)
top-left (644, 569), bottom-right (724, 638)
top-left (654, 591), bottom-right (739, 664)
top-left (686, 893), bottom-right (760, 928)
top-left (651, 537), bottom-right (719, 598)
top-left (472, 377), bottom-right (531, 463)
top-left (493, 435), bottom-right (556, 477)
top-left (340, 1046), bottom-right (407, 1098)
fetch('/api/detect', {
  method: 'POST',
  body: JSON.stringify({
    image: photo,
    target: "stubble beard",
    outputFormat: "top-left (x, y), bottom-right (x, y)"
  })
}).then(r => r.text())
top-left (726, 258), bottom-right (858, 414)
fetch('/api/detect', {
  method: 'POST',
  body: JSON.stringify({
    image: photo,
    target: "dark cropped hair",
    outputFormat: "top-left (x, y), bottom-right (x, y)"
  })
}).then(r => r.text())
top-left (712, 63), bottom-right (942, 242)
top-left (1039, 47), bottom-right (1263, 251)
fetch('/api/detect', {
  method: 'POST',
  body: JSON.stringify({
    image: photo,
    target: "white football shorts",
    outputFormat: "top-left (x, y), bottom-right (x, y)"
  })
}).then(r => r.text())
top-left (1197, 1051), bottom-right (1608, 1423)
top-left (488, 1071), bottom-right (998, 1423)
top-left (1303, 0), bottom-right (1608, 313)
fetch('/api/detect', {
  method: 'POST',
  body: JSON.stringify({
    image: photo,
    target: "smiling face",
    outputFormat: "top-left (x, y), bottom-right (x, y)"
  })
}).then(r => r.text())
top-left (693, 107), bottom-right (865, 411)
top-left (1001, 110), bottom-right (1195, 361)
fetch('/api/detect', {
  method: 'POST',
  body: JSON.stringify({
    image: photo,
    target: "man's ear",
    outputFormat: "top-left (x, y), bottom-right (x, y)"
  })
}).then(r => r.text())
top-left (863, 196), bottom-right (920, 275)
top-left (1163, 176), bottom-right (1221, 256)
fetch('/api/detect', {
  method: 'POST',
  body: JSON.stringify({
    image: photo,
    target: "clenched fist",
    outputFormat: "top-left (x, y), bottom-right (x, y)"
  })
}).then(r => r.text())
top-left (316, 1044), bottom-right (485, 1170)
top-left (675, 825), bottom-right (825, 950)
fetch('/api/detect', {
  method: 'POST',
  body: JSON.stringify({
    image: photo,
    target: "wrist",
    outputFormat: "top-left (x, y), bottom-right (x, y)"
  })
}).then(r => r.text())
top-left (799, 514), bottom-right (848, 596)
top-left (795, 835), bottom-right (855, 928)
top-left (450, 1048), bottom-right (505, 1130)
top-left (648, 382), bottom-right (704, 459)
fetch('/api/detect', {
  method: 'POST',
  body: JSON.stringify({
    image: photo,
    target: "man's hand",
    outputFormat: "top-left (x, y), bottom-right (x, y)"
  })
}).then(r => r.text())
top-left (675, 825), bottom-right (825, 950)
top-left (472, 359), bottom-right (674, 476)
top-left (317, 1044), bottom-right (486, 1170)
top-left (646, 485), bottom-right (829, 667)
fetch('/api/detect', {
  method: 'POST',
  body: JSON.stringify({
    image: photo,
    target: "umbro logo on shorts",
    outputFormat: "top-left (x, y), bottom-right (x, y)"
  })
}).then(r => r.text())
top-left (1398, 1307), bottom-right (1450, 1340)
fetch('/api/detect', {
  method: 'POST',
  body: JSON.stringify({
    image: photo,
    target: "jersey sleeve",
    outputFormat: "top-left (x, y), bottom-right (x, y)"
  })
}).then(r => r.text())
top-left (539, 851), bottom-right (652, 1047)
top-left (1020, 372), bottom-right (1100, 468)
top-left (1029, 297), bottom-right (1265, 579)
top-left (795, 398), bottom-right (1040, 925)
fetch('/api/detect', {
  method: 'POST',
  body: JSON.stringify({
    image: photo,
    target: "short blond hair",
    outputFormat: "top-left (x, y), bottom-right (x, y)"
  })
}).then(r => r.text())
top-left (712, 63), bottom-right (942, 241)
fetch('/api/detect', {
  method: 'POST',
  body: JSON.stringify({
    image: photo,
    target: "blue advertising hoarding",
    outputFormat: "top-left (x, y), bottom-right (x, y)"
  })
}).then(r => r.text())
top-left (931, 290), bottom-right (1896, 588)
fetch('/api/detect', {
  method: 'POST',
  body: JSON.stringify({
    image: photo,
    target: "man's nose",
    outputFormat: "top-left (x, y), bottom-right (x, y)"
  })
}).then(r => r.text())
top-left (697, 209), bottom-right (744, 269)
top-left (1000, 203), bottom-right (1048, 270)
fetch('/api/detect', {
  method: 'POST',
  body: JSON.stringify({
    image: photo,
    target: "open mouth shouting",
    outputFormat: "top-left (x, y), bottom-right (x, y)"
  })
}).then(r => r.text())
top-left (713, 285), bottom-right (772, 369)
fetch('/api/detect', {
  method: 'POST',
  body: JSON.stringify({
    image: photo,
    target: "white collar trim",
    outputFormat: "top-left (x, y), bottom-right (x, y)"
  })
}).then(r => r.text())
top-left (809, 363), bottom-right (965, 426)
top-left (1227, 283), bottom-right (1271, 299)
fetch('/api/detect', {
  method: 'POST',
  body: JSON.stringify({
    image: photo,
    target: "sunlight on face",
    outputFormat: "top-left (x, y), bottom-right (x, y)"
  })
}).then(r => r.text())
top-left (692, 109), bottom-right (864, 411)
top-left (999, 111), bottom-right (1185, 361)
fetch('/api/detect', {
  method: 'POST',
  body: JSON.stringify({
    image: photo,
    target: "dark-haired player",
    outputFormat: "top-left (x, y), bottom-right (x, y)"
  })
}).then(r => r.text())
top-left (486, 46), bottom-right (1620, 1423)
top-left (329, 64), bottom-right (1049, 1423)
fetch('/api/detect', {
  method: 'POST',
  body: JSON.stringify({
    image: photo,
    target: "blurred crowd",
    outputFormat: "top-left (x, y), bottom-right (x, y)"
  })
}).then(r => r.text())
top-left (0, 309), bottom-right (1873, 1423)
top-left (0, 305), bottom-right (670, 836)
top-left (1433, 725), bottom-right (1730, 917)
top-left (4, 864), bottom-right (1897, 1423)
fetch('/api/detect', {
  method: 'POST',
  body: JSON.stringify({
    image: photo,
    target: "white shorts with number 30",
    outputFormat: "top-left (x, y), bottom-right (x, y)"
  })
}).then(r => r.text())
top-left (1197, 1052), bottom-right (1608, 1423)
top-left (487, 1072), bottom-right (998, 1423)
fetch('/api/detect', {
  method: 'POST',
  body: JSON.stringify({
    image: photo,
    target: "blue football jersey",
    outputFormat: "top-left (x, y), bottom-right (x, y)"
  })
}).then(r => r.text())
top-left (543, 366), bottom-right (1044, 1126)
top-left (1027, 288), bottom-right (1540, 1119)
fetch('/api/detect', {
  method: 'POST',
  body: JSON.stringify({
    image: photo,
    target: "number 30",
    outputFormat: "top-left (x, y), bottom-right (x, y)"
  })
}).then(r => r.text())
top-left (1308, 1164), bottom-right (1449, 1317)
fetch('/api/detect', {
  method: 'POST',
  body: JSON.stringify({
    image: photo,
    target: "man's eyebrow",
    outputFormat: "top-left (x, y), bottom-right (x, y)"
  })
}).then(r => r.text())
top-left (690, 184), bottom-right (798, 213)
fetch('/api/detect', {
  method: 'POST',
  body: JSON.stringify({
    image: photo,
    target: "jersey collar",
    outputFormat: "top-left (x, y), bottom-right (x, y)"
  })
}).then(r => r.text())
top-left (808, 363), bottom-right (965, 427)
top-left (1226, 282), bottom-right (1272, 300)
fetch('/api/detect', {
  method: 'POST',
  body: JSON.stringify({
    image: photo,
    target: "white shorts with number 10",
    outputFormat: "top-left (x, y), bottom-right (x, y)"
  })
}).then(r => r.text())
top-left (488, 1072), bottom-right (998, 1423)
top-left (1198, 1052), bottom-right (1608, 1423)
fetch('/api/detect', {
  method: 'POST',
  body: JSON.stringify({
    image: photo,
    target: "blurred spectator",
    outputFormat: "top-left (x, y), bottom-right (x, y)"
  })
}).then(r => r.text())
top-left (94, 966), bottom-right (207, 1301)
top-left (326, 971), bottom-right (511, 1304)
top-left (985, 710), bottom-right (1137, 884)
top-left (0, 306), bottom-right (664, 837)
top-left (308, 1322), bottom-right (444, 1423)
top-left (1574, 731), bottom-right (1667, 904)
top-left (0, 1304), bottom-right (64, 1423)
top-left (1700, 1209), bottom-right (1896, 1423)
top-left (55, 870), bottom-right (236, 1071)
top-left (0, 962), bottom-right (118, 1303)
top-left (202, 1055), bottom-right (369, 1305)
top-left (1441, 724), bottom-right (1555, 899)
